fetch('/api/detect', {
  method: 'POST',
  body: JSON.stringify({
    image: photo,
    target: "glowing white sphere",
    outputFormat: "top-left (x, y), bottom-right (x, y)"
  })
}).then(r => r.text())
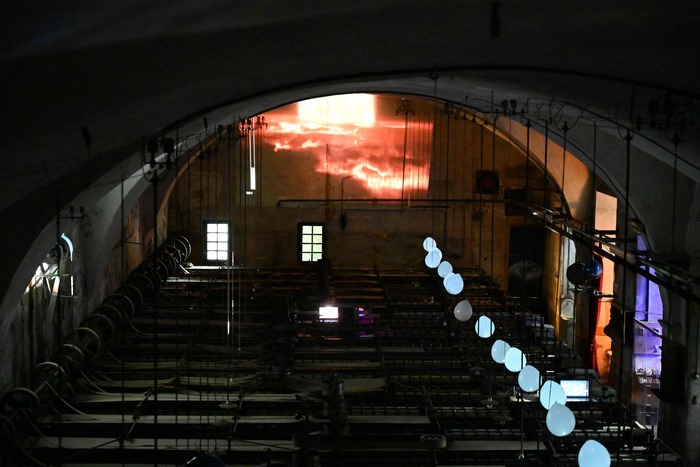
top-left (578, 439), bottom-right (611, 467)
top-left (453, 300), bottom-right (473, 322)
top-left (423, 236), bottom-right (437, 252)
top-left (518, 365), bottom-right (541, 393)
top-left (424, 248), bottom-right (442, 268)
top-left (437, 261), bottom-right (453, 278)
top-left (490, 340), bottom-right (511, 363)
top-left (540, 380), bottom-right (567, 410)
top-left (444, 272), bottom-right (464, 295)
top-left (504, 347), bottom-right (527, 372)
top-left (475, 315), bottom-right (495, 338)
top-left (546, 402), bottom-right (576, 436)
top-left (560, 297), bottom-right (574, 320)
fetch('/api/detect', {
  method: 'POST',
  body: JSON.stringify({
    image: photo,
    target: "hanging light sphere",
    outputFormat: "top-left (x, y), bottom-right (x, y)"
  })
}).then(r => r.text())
top-left (453, 299), bottom-right (473, 322)
top-left (424, 247), bottom-right (442, 268)
top-left (475, 315), bottom-right (495, 338)
top-left (566, 262), bottom-right (588, 285)
top-left (578, 439), bottom-right (611, 467)
top-left (540, 380), bottom-right (567, 410)
top-left (437, 260), bottom-right (453, 278)
top-left (560, 297), bottom-right (575, 320)
top-left (504, 347), bottom-right (527, 372)
top-left (491, 339), bottom-right (511, 364)
top-left (546, 402), bottom-right (576, 436)
top-left (423, 236), bottom-right (437, 252)
top-left (518, 365), bottom-right (541, 393)
top-left (584, 258), bottom-right (603, 280)
top-left (444, 272), bottom-right (464, 295)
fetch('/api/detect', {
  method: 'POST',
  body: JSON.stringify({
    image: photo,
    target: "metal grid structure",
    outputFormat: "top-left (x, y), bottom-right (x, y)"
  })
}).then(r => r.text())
top-left (2, 253), bottom-right (680, 466)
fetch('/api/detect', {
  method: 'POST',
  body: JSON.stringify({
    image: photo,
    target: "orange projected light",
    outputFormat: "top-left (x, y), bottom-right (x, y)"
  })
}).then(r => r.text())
top-left (298, 94), bottom-right (376, 127)
top-left (265, 95), bottom-right (432, 197)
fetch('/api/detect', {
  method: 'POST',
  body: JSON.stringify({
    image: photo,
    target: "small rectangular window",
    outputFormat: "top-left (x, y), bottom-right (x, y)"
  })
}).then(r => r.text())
top-left (205, 222), bottom-right (229, 262)
top-left (299, 223), bottom-right (324, 263)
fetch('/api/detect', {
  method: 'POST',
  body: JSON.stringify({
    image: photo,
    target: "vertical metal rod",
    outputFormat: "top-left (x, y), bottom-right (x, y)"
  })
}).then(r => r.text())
top-left (152, 175), bottom-right (159, 461)
top-left (490, 117), bottom-right (496, 278)
top-left (227, 124), bottom-right (233, 402)
top-left (120, 174), bottom-right (126, 447)
top-left (543, 122), bottom-right (549, 213)
top-left (522, 120), bottom-right (531, 302)
top-left (478, 122), bottom-right (484, 273)
top-left (444, 112), bottom-right (450, 250)
top-left (400, 108), bottom-right (409, 209)
top-left (617, 129), bottom-right (633, 465)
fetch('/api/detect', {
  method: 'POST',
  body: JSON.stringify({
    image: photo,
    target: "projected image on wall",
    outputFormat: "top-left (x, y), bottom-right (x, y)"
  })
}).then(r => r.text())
top-left (261, 94), bottom-right (433, 201)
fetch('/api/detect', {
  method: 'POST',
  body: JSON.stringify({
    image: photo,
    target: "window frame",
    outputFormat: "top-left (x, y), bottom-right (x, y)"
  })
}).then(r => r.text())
top-left (204, 220), bottom-right (230, 263)
top-left (298, 222), bottom-right (325, 263)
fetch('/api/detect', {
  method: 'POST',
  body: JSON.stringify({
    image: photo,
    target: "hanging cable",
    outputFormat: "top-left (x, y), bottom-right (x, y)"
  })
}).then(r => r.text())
top-left (617, 129), bottom-right (634, 465)
top-left (522, 120), bottom-right (532, 302)
top-left (151, 170), bottom-right (159, 458)
top-left (490, 115), bottom-right (497, 278)
top-left (543, 122), bottom-right (549, 213)
top-left (226, 122), bottom-right (234, 407)
top-left (444, 106), bottom-right (450, 249)
top-left (561, 122), bottom-right (568, 213)
top-left (478, 121), bottom-right (485, 273)
top-left (670, 135), bottom-right (680, 294)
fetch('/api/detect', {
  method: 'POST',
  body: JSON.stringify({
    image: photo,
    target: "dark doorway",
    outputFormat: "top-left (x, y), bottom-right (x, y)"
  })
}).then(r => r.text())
top-left (508, 225), bottom-right (546, 311)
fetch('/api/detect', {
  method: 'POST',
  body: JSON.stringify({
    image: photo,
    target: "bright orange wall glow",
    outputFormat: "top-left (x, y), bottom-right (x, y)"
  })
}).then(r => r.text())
top-left (264, 94), bottom-right (432, 197)
top-left (298, 94), bottom-right (376, 127)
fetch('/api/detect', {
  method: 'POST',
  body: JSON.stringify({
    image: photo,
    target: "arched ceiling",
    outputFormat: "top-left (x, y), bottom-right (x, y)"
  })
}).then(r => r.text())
top-left (2, 1), bottom-right (700, 304)
top-left (3, 1), bottom-right (700, 209)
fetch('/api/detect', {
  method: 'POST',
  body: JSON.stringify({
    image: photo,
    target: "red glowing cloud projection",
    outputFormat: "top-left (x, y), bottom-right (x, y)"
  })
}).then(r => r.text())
top-left (263, 94), bottom-right (433, 197)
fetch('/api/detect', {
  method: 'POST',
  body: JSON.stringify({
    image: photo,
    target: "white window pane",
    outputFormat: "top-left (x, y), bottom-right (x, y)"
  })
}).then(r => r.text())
top-left (217, 243), bottom-right (228, 251)
top-left (218, 224), bottom-right (228, 233)
top-left (313, 226), bottom-right (323, 234)
top-left (302, 253), bottom-right (312, 262)
top-left (312, 253), bottom-right (322, 261)
top-left (302, 234), bottom-right (312, 244)
top-left (217, 233), bottom-right (228, 242)
top-left (302, 225), bottom-right (313, 234)
top-left (302, 244), bottom-right (312, 252)
top-left (206, 251), bottom-right (217, 260)
top-left (207, 224), bottom-right (218, 233)
top-left (313, 244), bottom-right (322, 253)
top-left (217, 251), bottom-right (228, 260)
top-left (313, 235), bottom-right (323, 244)
top-left (207, 232), bottom-right (218, 242)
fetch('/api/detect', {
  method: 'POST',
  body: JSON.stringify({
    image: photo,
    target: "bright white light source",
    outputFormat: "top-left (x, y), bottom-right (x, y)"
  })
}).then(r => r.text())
top-left (491, 339), bottom-right (511, 364)
top-left (578, 439), bottom-right (611, 467)
top-left (422, 236), bottom-right (437, 252)
top-left (319, 306), bottom-right (339, 321)
top-left (298, 94), bottom-right (376, 127)
top-left (249, 166), bottom-right (256, 190)
top-left (540, 380), bottom-right (567, 410)
top-left (518, 365), bottom-right (541, 393)
top-left (504, 347), bottom-right (526, 372)
top-left (475, 315), bottom-right (495, 338)
top-left (424, 248), bottom-right (442, 268)
top-left (546, 402), bottom-right (576, 436)
top-left (444, 272), bottom-right (464, 295)
top-left (60, 233), bottom-right (74, 260)
top-left (437, 261), bottom-right (453, 278)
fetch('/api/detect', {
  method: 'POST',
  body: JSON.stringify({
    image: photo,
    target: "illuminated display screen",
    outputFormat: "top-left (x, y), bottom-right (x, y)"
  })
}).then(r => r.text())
top-left (560, 379), bottom-right (589, 398)
top-left (263, 94), bottom-right (433, 199)
top-left (319, 306), bottom-right (339, 321)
